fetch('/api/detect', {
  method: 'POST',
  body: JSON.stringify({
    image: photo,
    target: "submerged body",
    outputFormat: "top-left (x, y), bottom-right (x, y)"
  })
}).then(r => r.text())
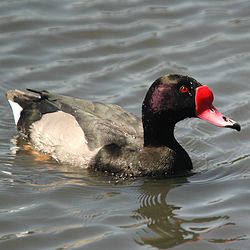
top-left (6, 74), bottom-right (240, 177)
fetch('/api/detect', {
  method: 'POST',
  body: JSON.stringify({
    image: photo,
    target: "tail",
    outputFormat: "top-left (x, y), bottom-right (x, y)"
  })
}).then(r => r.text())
top-left (6, 89), bottom-right (59, 135)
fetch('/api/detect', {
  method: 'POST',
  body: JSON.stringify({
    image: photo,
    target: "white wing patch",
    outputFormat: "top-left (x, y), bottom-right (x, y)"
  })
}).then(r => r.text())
top-left (30, 111), bottom-right (97, 167)
top-left (8, 100), bottom-right (23, 125)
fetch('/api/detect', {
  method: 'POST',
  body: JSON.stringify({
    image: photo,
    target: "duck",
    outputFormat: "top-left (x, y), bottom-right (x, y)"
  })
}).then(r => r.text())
top-left (6, 74), bottom-right (240, 177)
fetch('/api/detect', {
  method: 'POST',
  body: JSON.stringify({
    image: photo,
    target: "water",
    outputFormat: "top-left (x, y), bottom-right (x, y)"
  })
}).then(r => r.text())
top-left (0, 0), bottom-right (250, 249)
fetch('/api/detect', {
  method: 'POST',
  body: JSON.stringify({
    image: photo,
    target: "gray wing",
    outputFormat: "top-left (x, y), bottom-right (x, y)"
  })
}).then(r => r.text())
top-left (53, 94), bottom-right (144, 150)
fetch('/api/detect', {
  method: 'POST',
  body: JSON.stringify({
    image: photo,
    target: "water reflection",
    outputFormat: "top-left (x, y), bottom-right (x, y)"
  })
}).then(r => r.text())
top-left (134, 178), bottom-right (197, 249)
top-left (134, 172), bottom-right (250, 249)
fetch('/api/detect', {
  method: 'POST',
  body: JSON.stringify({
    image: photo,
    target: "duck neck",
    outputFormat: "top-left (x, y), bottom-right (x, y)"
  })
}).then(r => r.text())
top-left (143, 116), bottom-right (182, 151)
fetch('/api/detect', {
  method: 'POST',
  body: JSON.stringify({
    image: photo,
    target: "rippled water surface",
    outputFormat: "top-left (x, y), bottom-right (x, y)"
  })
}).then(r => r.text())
top-left (1, 0), bottom-right (250, 249)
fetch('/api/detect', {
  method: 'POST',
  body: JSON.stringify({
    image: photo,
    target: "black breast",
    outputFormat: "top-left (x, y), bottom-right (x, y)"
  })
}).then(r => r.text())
top-left (90, 143), bottom-right (192, 177)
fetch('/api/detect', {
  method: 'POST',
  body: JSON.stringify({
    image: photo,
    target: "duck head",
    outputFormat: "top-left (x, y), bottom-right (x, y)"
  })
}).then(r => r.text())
top-left (142, 74), bottom-right (240, 147)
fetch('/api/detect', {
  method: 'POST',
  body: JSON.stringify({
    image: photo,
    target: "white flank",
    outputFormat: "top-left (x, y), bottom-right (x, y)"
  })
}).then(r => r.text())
top-left (30, 111), bottom-right (96, 167)
top-left (8, 100), bottom-right (23, 125)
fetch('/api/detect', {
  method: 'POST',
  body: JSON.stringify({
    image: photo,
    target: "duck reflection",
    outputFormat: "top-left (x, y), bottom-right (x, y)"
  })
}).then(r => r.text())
top-left (134, 178), bottom-right (199, 249)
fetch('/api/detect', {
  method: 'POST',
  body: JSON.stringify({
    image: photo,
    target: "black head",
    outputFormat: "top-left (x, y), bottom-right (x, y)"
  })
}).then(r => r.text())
top-left (142, 74), bottom-right (201, 124)
top-left (142, 74), bottom-right (240, 147)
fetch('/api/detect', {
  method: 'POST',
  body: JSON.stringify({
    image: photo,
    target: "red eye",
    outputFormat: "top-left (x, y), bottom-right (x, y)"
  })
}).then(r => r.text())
top-left (179, 86), bottom-right (189, 94)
